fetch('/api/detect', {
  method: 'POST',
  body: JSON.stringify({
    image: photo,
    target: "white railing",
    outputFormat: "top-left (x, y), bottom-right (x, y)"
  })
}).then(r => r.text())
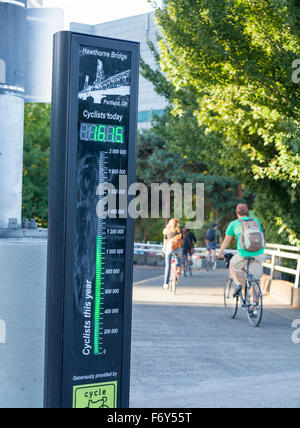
top-left (134, 243), bottom-right (164, 255)
top-left (134, 242), bottom-right (208, 258)
top-left (263, 243), bottom-right (300, 289)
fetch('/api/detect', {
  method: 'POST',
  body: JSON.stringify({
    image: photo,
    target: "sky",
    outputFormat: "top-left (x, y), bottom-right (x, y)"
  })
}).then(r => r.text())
top-left (42, 0), bottom-right (159, 29)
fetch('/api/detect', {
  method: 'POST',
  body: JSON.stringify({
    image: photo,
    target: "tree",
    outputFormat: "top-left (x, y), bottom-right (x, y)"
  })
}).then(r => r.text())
top-left (135, 128), bottom-right (192, 241)
top-left (145, 0), bottom-right (300, 244)
top-left (135, 128), bottom-right (252, 242)
top-left (23, 103), bottom-right (51, 227)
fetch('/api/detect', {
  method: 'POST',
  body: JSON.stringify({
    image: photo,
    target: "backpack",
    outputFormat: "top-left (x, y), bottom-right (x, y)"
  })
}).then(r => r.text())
top-left (239, 219), bottom-right (265, 252)
top-left (206, 228), bottom-right (216, 242)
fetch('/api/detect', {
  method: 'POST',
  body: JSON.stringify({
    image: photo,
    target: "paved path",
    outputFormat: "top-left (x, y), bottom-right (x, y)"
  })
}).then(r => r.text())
top-left (129, 266), bottom-right (300, 408)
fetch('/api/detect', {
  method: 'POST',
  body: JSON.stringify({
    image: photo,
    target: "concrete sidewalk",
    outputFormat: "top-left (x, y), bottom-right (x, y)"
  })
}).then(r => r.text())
top-left (133, 266), bottom-right (297, 310)
top-left (129, 266), bottom-right (300, 408)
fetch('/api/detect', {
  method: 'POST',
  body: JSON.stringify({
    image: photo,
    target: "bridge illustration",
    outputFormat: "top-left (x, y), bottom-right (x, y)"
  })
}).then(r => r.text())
top-left (79, 59), bottom-right (131, 104)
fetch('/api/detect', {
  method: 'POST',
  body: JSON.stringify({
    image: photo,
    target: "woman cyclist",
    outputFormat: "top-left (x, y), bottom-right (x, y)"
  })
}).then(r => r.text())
top-left (162, 218), bottom-right (183, 290)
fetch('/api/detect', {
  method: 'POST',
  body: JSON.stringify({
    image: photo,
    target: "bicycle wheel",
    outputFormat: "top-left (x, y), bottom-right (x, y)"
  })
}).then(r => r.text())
top-left (172, 276), bottom-right (178, 294)
top-left (169, 264), bottom-right (177, 294)
top-left (224, 278), bottom-right (238, 319)
top-left (183, 256), bottom-right (188, 277)
top-left (170, 275), bottom-right (177, 294)
top-left (246, 281), bottom-right (263, 327)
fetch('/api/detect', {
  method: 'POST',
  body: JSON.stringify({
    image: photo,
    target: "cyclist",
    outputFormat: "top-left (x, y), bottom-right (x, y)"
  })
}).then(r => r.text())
top-left (185, 228), bottom-right (197, 248)
top-left (205, 224), bottom-right (222, 267)
top-left (162, 218), bottom-right (183, 290)
top-left (218, 204), bottom-right (265, 297)
top-left (182, 228), bottom-right (196, 270)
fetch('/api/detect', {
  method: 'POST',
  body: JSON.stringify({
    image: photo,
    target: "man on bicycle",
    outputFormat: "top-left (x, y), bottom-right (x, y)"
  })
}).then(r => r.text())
top-left (205, 224), bottom-right (222, 267)
top-left (218, 204), bottom-right (265, 297)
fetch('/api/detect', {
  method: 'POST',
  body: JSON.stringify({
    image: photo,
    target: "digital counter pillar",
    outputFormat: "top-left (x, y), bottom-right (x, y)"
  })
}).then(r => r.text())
top-left (44, 31), bottom-right (139, 409)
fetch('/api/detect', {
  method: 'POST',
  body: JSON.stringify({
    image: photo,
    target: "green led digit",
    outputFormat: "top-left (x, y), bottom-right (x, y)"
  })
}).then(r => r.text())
top-left (80, 123), bottom-right (88, 141)
top-left (115, 127), bottom-right (124, 143)
top-left (90, 124), bottom-right (97, 141)
top-left (107, 126), bottom-right (116, 143)
top-left (96, 125), bottom-right (106, 142)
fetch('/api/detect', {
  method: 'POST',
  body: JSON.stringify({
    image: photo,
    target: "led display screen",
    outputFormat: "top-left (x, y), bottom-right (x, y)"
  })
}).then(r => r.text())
top-left (80, 123), bottom-right (125, 143)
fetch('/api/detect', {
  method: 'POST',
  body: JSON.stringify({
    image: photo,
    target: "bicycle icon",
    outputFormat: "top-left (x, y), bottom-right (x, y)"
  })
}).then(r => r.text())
top-left (85, 396), bottom-right (109, 408)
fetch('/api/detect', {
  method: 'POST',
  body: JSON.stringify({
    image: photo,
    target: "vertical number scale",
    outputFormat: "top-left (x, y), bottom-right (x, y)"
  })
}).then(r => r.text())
top-left (94, 151), bottom-right (107, 355)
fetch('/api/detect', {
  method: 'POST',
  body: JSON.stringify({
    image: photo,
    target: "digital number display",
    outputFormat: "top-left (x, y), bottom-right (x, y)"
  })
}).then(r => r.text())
top-left (80, 122), bottom-right (124, 143)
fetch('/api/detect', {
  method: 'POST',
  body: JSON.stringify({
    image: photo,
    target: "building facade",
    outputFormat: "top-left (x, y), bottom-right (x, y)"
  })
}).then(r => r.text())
top-left (27, 0), bottom-right (43, 7)
top-left (70, 12), bottom-right (167, 129)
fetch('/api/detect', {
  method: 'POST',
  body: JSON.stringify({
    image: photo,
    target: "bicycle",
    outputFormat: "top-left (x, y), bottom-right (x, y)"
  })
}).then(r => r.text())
top-left (183, 252), bottom-right (193, 277)
top-left (223, 253), bottom-right (263, 327)
top-left (169, 253), bottom-right (180, 294)
top-left (205, 249), bottom-right (217, 271)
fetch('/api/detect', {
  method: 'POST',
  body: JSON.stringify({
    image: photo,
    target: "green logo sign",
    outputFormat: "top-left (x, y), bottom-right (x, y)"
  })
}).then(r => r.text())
top-left (73, 381), bottom-right (117, 408)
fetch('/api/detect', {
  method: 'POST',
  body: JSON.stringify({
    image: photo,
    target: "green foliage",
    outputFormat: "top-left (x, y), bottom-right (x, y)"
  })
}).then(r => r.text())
top-left (134, 217), bottom-right (166, 243)
top-left (135, 128), bottom-right (252, 242)
top-left (136, 128), bottom-right (189, 185)
top-left (135, 128), bottom-right (189, 241)
top-left (143, 0), bottom-right (300, 244)
top-left (23, 103), bottom-right (51, 227)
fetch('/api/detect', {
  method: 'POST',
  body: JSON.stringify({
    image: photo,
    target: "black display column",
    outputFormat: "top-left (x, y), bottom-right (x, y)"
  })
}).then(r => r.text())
top-left (44, 31), bottom-right (139, 409)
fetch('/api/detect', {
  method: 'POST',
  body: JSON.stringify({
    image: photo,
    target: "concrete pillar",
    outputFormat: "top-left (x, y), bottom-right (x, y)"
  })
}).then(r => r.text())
top-left (25, 7), bottom-right (64, 103)
top-left (0, 1), bottom-right (64, 409)
top-left (0, 0), bottom-right (26, 229)
top-left (0, 96), bottom-right (24, 228)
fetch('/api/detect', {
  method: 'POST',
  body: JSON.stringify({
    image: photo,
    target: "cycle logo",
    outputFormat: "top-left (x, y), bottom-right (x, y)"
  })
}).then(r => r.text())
top-left (73, 381), bottom-right (117, 408)
top-left (291, 320), bottom-right (300, 344)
